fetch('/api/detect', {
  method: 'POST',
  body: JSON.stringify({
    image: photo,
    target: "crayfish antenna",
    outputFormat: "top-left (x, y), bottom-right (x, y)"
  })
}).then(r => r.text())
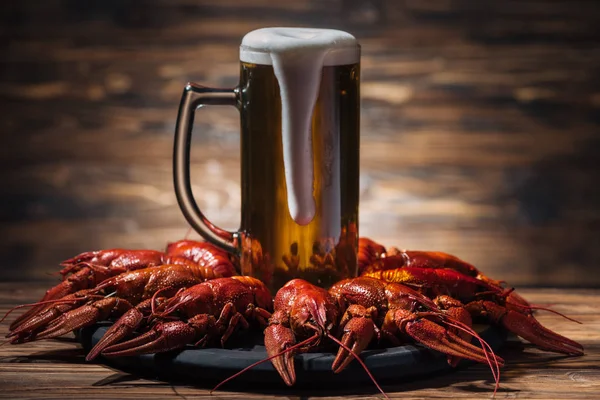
top-left (326, 332), bottom-right (390, 400)
top-left (442, 319), bottom-right (501, 397)
top-left (500, 287), bottom-right (580, 323)
top-left (210, 333), bottom-right (319, 393)
top-left (505, 301), bottom-right (582, 324)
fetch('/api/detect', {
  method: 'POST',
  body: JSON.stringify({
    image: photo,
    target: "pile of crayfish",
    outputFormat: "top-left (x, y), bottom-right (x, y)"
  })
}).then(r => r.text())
top-left (3, 238), bottom-right (584, 397)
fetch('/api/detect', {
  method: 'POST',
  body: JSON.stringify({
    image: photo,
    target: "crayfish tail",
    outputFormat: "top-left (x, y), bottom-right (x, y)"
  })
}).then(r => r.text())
top-left (501, 309), bottom-right (584, 356)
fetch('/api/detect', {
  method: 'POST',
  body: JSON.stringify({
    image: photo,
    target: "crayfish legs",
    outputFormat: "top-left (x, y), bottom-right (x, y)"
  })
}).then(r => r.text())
top-left (99, 276), bottom-right (272, 358)
top-left (433, 295), bottom-right (475, 367)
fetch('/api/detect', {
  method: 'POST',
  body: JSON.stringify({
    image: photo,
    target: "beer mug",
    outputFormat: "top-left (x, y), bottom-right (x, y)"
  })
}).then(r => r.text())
top-left (173, 27), bottom-right (360, 291)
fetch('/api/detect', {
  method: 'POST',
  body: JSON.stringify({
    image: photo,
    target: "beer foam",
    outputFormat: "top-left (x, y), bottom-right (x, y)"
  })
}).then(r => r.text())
top-left (240, 28), bottom-right (360, 66)
top-left (240, 28), bottom-right (359, 225)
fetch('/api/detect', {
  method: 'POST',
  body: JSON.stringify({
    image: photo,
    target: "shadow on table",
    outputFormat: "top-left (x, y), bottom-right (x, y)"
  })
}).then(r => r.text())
top-left (0, 337), bottom-right (88, 364)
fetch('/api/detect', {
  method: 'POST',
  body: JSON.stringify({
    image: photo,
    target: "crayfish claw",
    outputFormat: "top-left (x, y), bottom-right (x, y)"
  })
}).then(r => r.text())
top-left (35, 297), bottom-right (130, 341)
top-left (467, 300), bottom-right (584, 356)
top-left (8, 305), bottom-right (73, 340)
top-left (102, 321), bottom-right (193, 357)
top-left (332, 316), bottom-right (375, 373)
top-left (102, 314), bottom-right (216, 357)
top-left (86, 307), bottom-right (145, 361)
top-left (9, 269), bottom-right (93, 332)
top-left (434, 295), bottom-right (474, 367)
top-left (404, 318), bottom-right (505, 367)
top-left (7, 291), bottom-right (96, 341)
top-left (500, 307), bottom-right (583, 356)
top-left (264, 324), bottom-right (297, 386)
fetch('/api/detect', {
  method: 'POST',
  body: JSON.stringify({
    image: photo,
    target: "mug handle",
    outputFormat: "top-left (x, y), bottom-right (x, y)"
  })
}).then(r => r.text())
top-left (173, 82), bottom-right (239, 255)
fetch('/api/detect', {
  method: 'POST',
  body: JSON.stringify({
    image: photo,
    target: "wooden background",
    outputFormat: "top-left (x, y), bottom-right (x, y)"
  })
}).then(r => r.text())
top-left (1, 0), bottom-right (599, 286)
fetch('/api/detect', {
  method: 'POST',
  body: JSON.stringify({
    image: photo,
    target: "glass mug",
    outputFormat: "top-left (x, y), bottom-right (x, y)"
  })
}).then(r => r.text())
top-left (173, 27), bottom-right (360, 292)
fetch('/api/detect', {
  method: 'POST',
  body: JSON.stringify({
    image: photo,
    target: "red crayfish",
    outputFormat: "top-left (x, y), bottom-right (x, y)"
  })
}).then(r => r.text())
top-left (4, 240), bottom-right (237, 343)
top-left (2, 237), bottom-right (584, 398)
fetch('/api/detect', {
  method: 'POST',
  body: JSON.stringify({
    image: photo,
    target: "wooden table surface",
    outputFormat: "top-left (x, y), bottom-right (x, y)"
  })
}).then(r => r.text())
top-left (0, 283), bottom-right (598, 399)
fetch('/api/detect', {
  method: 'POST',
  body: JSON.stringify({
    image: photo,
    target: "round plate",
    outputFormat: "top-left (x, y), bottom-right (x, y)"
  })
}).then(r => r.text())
top-left (79, 322), bottom-right (506, 389)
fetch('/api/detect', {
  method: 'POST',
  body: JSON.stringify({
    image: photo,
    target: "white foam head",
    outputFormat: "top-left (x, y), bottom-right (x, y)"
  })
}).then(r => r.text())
top-left (240, 27), bottom-right (360, 66)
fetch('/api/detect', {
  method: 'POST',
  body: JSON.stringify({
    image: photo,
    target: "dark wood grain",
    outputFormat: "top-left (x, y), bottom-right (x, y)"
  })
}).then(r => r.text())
top-left (0, 283), bottom-right (599, 398)
top-left (1, 0), bottom-right (599, 286)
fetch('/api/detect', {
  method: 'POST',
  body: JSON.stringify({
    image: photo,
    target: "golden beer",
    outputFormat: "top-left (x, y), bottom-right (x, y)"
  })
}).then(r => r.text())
top-left (238, 62), bottom-right (360, 289)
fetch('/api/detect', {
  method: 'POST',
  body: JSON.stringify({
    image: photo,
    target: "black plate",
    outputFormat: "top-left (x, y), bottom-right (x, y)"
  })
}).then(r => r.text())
top-left (79, 322), bottom-right (506, 389)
